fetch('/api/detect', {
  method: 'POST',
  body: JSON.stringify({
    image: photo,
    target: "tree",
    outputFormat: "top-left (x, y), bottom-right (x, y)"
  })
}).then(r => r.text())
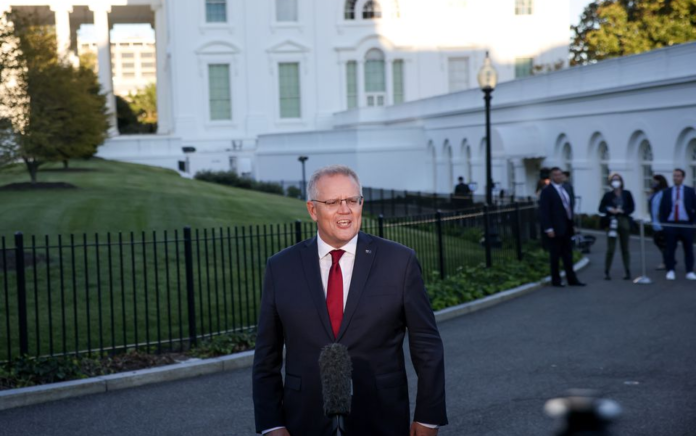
top-left (128, 83), bottom-right (158, 126)
top-left (571, 0), bottom-right (696, 66)
top-left (0, 11), bottom-right (109, 182)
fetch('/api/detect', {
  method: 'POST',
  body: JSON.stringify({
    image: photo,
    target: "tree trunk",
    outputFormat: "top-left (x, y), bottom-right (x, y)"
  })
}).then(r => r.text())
top-left (23, 158), bottom-right (39, 184)
top-left (63, 160), bottom-right (69, 169)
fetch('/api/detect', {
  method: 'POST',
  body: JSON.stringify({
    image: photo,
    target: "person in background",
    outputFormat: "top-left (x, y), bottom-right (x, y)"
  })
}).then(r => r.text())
top-left (649, 174), bottom-right (669, 270)
top-left (659, 168), bottom-right (696, 281)
top-left (598, 173), bottom-right (635, 280)
top-left (454, 176), bottom-right (472, 208)
top-left (538, 167), bottom-right (586, 287)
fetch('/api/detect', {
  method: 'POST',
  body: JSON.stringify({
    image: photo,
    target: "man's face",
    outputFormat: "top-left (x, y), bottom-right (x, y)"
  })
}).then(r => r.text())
top-left (551, 170), bottom-right (564, 185)
top-left (306, 174), bottom-right (363, 248)
top-left (673, 170), bottom-right (684, 186)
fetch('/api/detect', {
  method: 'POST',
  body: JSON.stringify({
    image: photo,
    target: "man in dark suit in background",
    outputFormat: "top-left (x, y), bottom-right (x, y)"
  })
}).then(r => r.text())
top-left (538, 167), bottom-right (585, 287)
top-left (659, 168), bottom-right (696, 281)
top-left (253, 165), bottom-right (447, 436)
top-left (454, 176), bottom-right (472, 208)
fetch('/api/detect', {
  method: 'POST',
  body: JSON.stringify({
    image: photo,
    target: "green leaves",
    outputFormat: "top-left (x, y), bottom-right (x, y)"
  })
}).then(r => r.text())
top-left (187, 331), bottom-right (257, 359)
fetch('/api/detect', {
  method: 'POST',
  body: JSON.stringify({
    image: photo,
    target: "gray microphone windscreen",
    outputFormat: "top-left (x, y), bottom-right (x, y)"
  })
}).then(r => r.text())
top-left (318, 343), bottom-right (353, 416)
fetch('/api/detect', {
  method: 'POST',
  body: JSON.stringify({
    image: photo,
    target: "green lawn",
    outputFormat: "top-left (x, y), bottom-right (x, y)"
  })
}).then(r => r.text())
top-left (0, 158), bottom-right (309, 238)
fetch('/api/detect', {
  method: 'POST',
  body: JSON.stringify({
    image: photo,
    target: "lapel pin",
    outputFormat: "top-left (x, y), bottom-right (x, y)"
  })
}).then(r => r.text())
top-left (365, 249), bottom-right (372, 254)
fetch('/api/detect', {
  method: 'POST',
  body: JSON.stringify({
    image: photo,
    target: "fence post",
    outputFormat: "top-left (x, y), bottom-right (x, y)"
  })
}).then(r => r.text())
top-left (183, 226), bottom-right (197, 347)
top-left (483, 206), bottom-right (492, 268)
top-left (378, 214), bottom-right (385, 238)
top-left (380, 188), bottom-right (385, 216)
top-left (513, 202), bottom-right (523, 261)
top-left (391, 189), bottom-right (396, 217)
top-left (295, 220), bottom-right (303, 244)
top-left (435, 211), bottom-right (446, 280)
top-left (14, 232), bottom-right (29, 356)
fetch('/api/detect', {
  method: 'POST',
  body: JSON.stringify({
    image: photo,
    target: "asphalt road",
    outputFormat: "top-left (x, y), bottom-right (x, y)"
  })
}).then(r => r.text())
top-left (1, 234), bottom-right (695, 436)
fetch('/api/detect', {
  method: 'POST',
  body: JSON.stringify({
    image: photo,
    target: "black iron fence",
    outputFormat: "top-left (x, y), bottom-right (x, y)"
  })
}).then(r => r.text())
top-left (0, 202), bottom-right (538, 362)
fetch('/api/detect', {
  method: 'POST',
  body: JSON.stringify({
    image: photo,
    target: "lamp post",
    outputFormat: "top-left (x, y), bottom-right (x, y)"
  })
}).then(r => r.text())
top-left (477, 51), bottom-right (498, 206)
top-left (298, 156), bottom-right (309, 199)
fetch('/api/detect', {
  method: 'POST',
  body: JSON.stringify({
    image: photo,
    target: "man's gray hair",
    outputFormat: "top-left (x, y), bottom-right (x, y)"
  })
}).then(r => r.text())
top-left (307, 165), bottom-right (363, 200)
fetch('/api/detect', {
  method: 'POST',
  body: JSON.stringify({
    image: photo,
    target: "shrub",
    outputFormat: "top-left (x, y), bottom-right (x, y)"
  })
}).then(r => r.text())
top-left (286, 186), bottom-right (303, 199)
top-left (187, 331), bottom-right (257, 358)
top-left (194, 170), bottom-right (285, 196)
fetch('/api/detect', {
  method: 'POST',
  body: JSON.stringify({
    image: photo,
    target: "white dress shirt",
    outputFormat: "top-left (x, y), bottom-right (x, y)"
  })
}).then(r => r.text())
top-left (262, 232), bottom-right (436, 434)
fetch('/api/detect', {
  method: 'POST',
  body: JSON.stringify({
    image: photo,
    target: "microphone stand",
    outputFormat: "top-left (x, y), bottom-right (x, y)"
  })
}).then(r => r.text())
top-left (330, 414), bottom-right (346, 436)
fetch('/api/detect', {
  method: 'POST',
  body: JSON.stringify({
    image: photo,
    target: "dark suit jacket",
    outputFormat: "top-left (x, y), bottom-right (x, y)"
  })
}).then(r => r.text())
top-left (659, 185), bottom-right (696, 223)
top-left (252, 232), bottom-right (447, 436)
top-left (598, 190), bottom-right (635, 230)
top-left (538, 183), bottom-right (575, 237)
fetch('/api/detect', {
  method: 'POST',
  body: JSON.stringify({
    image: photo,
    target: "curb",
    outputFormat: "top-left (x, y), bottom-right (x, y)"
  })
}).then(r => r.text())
top-left (0, 257), bottom-right (589, 411)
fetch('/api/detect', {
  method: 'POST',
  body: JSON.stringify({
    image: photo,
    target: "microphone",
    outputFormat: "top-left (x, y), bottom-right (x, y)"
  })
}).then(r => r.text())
top-left (318, 343), bottom-right (353, 436)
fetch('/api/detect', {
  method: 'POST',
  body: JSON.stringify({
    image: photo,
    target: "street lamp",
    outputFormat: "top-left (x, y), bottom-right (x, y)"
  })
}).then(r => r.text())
top-left (298, 156), bottom-right (309, 199)
top-left (477, 51), bottom-right (498, 206)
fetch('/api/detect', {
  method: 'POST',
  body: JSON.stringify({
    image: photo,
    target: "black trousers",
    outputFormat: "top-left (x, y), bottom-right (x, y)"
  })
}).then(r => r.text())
top-left (546, 222), bottom-right (579, 285)
top-left (664, 225), bottom-right (695, 272)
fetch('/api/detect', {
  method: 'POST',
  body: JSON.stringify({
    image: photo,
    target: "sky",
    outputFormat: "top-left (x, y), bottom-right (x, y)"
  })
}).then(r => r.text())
top-left (570, 0), bottom-right (594, 26)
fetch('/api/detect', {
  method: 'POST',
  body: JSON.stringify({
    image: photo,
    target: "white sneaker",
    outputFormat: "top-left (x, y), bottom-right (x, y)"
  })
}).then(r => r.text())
top-left (666, 271), bottom-right (676, 280)
top-left (686, 272), bottom-right (696, 280)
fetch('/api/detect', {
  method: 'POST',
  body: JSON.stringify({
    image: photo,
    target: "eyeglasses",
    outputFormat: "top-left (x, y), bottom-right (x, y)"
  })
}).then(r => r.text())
top-left (311, 196), bottom-right (364, 209)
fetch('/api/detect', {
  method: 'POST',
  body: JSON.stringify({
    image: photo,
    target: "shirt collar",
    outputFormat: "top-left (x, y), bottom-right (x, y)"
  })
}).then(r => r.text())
top-left (317, 232), bottom-right (358, 259)
top-left (551, 182), bottom-right (564, 189)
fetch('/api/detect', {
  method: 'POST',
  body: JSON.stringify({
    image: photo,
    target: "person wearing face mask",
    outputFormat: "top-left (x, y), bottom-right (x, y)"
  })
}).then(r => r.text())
top-left (649, 175), bottom-right (669, 270)
top-left (598, 173), bottom-right (635, 280)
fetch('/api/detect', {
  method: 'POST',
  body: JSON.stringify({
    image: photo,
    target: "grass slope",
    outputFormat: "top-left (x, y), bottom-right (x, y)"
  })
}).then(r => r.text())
top-left (0, 159), bottom-right (308, 238)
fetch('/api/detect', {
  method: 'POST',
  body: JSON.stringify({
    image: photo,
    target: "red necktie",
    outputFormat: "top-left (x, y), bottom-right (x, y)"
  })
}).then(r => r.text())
top-left (675, 187), bottom-right (680, 221)
top-left (327, 250), bottom-right (345, 339)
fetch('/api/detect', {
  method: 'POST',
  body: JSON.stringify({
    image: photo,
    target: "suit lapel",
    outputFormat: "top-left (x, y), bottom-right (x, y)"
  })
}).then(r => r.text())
top-left (299, 236), bottom-right (335, 342)
top-left (336, 232), bottom-right (376, 342)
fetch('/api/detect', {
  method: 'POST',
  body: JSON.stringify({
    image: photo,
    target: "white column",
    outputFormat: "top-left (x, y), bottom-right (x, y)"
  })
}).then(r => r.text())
top-left (153, 3), bottom-right (172, 134)
top-left (50, 4), bottom-right (73, 63)
top-left (90, 4), bottom-right (117, 136)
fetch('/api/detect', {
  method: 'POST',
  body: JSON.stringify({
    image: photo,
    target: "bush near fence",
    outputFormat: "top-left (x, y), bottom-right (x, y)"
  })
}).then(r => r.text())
top-left (0, 202), bottom-right (540, 363)
top-left (194, 171), bottom-right (285, 196)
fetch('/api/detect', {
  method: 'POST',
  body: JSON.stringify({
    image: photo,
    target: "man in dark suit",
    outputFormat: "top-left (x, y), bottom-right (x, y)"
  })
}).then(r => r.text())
top-left (253, 165), bottom-right (447, 436)
top-left (538, 167), bottom-right (585, 287)
top-left (658, 168), bottom-right (696, 281)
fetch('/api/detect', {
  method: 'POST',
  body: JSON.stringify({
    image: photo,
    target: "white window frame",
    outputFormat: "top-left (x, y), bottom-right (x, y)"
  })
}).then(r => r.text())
top-left (277, 62), bottom-right (302, 119)
top-left (515, 57), bottom-right (533, 78)
top-left (267, 41), bottom-right (310, 126)
top-left (515, 0), bottom-right (533, 15)
top-left (200, 0), bottom-right (234, 33)
top-left (273, 0), bottom-right (300, 26)
top-left (598, 141), bottom-right (611, 193)
top-left (195, 42), bottom-right (241, 128)
top-left (447, 56), bottom-right (470, 93)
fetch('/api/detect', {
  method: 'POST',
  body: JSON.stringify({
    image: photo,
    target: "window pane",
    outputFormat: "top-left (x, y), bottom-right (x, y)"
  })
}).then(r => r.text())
top-left (448, 57), bottom-right (469, 92)
top-left (515, 0), bottom-right (533, 15)
top-left (279, 63), bottom-right (301, 118)
top-left (206, 0), bottom-right (227, 23)
top-left (345, 0), bottom-right (357, 19)
top-left (365, 60), bottom-right (386, 92)
top-left (515, 57), bottom-right (533, 78)
top-left (393, 60), bottom-right (404, 104)
top-left (209, 64), bottom-right (232, 120)
top-left (276, 0), bottom-right (298, 22)
top-left (363, 0), bottom-right (382, 19)
top-left (346, 61), bottom-right (358, 109)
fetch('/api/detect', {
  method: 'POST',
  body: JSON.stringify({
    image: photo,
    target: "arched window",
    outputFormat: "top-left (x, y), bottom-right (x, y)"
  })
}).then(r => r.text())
top-left (444, 141), bottom-right (453, 190)
top-left (462, 141), bottom-right (472, 183)
top-left (507, 160), bottom-right (516, 196)
top-left (690, 139), bottom-right (696, 188)
top-left (427, 141), bottom-right (436, 191)
top-left (364, 49), bottom-right (386, 106)
top-left (562, 142), bottom-right (572, 184)
top-left (344, 0), bottom-right (358, 19)
top-left (639, 140), bottom-right (654, 199)
top-left (598, 141), bottom-right (610, 192)
top-left (363, 0), bottom-right (383, 19)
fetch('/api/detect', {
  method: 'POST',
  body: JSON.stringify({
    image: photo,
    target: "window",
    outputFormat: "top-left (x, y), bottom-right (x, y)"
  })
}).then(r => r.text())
top-left (363, 1), bottom-right (382, 19)
top-left (346, 61), bottom-right (358, 109)
top-left (208, 64), bottom-right (232, 120)
top-left (141, 62), bottom-right (156, 69)
top-left (121, 53), bottom-right (134, 59)
top-left (515, 57), bottom-right (533, 78)
top-left (276, 0), bottom-right (298, 22)
top-left (364, 49), bottom-right (386, 107)
top-left (142, 72), bottom-right (156, 78)
top-left (279, 62), bottom-right (301, 118)
top-left (508, 160), bottom-right (516, 195)
top-left (141, 52), bottom-right (155, 59)
top-left (464, 143), bottom-right (472, 183)
top-left (344, 0), bottom-right (358, 19)
top-left (639, 140), bottom-right (654, 198)
top-left (206, 0), bottom-right (227, 23)
top-left (122, 72), bottom-right (135, 78)
top-left (122, 62), bottom-right (135, 69)
top-left (515, 0), bottom-right (533, 15)
top-left (562, 142), bottom-right (573, 185)
top-left (690, 139), bottom-right (696, 188)
top-left (598, 142), bottom-right (610, 193)
top-left (393, 60), bottom-right (404, 104)
top-left (448, 57), bottom-right (469, 92)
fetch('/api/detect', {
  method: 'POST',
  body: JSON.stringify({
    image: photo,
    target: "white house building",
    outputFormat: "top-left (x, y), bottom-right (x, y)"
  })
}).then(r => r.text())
top-left (3, 0), bottom-right (569, 176)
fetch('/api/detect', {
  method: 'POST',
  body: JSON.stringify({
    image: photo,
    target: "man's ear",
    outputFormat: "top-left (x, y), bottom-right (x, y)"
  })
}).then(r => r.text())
top-left (307, 200), bottom-right (318, 222)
